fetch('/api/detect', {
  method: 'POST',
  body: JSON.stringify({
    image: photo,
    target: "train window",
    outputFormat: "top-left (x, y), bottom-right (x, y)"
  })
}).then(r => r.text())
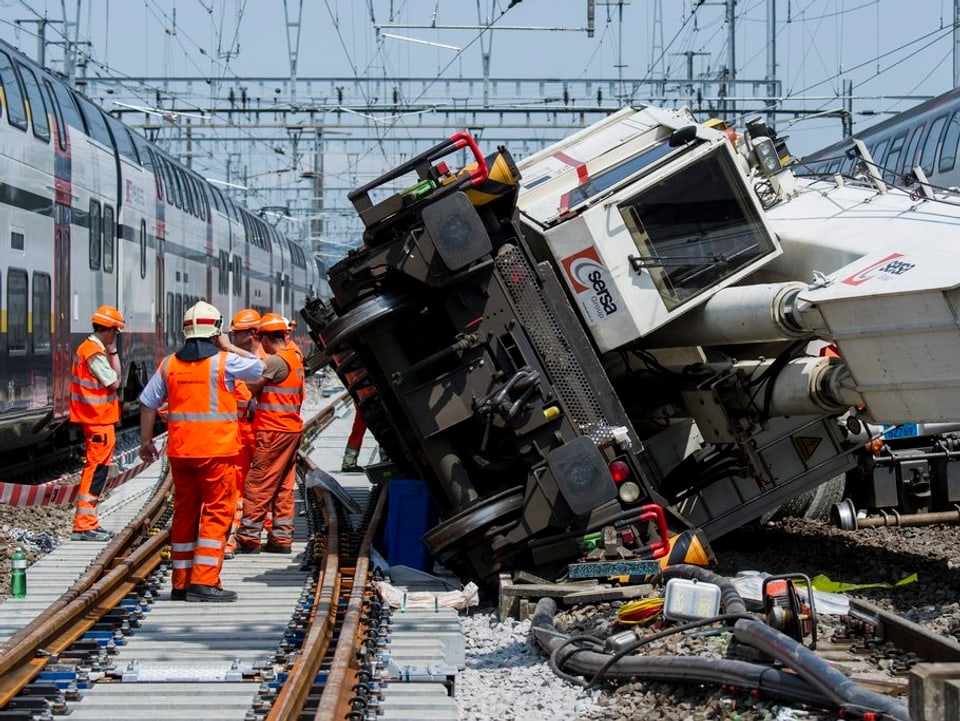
top-left (7, 268), bottom-right (28, 354)
top-left (233, 255), bottom-right (243, 297)
top-left (883, 131), bottom-right (908, 184)
top-left (166, 292), bottom-right (175, 347)
top-left (131, 132), bottom-right (154, 171)
top-left (76, 96), bottom-right (114, 148)
top-left (866, 139), bottom-right (888, 177)
top-left (940, 111), bottom-right (960, 174)
top-left (31, 272), bottom-right (51, 353)
top-left (168, 161), bottom-right (184, 209)
top-left (0, 51), bottom-right (28, 130)
top-left (188, 174), bottom-right (203, 219)
top-left (17, 63), bottom-right (50, 143)
top-left (103, 204), bottom-right (115, 273)
top-left (88, 200), bottom-right (102, 271)
top-left (920, 115), bottom-right (947, 175)
top-left (140, 219), bottom-right (147, 279)
top-left (50, 80), bottom-right (86, 134)
top-left (11, 231), bottom-right (24, 252)
top-left (196, 177), bottom-right (211, 221)
top-left (177, 168), bottom-right (194, 217)
top-left (146, 148), bottom-right (165, 200)
top-left (105, 115), bottom-right (138, 164)
top-left (218, 250), bottom-right (227, 294)
top-left (900, 126), bottom-right (923, 178)
top-left (41, 79), bottom-right (66, 151)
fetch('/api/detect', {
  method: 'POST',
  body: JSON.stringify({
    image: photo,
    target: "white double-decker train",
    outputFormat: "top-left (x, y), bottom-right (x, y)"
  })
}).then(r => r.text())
top-left (0, 39), bottom-right (325, 457)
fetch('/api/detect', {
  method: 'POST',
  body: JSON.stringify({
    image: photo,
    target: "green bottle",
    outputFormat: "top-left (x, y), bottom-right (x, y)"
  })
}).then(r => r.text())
top-left (11, 548), bottom-right (26, 599)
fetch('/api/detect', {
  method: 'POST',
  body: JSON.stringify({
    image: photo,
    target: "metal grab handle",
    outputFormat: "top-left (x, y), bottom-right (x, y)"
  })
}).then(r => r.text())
top-left (347, 131), bottom-right (487, 209)
top-left (636, 503), bottom-right (670, 559)
top-left (448, 131), bottom-right (488, 186)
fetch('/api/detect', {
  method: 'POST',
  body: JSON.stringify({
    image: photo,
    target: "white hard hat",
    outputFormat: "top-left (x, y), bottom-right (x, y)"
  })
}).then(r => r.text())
top-left (182, 301), bottom-right (223, 339)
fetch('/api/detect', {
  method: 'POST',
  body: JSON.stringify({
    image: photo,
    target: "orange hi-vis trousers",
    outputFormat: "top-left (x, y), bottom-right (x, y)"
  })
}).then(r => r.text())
top-left (73, 424), bottom-right (116, 532)
top-left (237, 430), bottom-right (301, 551)
top-left (168, 456), bottom-right (235, 591)
top-left (225, 421), bottom-right (255, 554)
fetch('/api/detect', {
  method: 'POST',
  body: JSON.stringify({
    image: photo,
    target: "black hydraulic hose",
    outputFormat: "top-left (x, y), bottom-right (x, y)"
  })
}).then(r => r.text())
top-left (530, 597), bottom-right (832, 708)
top-left (532, 563), bottom-right (912, 720)
top-left (665, 564), bottom-right (909, 720)
top-left (734, 618), bottom-right (910, 721)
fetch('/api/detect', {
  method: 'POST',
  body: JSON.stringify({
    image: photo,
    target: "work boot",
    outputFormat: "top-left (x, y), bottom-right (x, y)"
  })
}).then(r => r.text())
top-left (170, 588), bottom-right (187, 601)
top-left (236, 543), bottom-right (260, 555)
top-left (71, 528), bottom-right (113, 542)
top-left (341, 447), bottom-right (362, 473)
top-left (185, 584), bottom-right (238, 602)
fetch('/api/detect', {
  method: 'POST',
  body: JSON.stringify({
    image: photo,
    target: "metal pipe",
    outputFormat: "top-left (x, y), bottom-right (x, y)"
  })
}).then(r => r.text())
top-left (855, 507), bottom-right (960, 528)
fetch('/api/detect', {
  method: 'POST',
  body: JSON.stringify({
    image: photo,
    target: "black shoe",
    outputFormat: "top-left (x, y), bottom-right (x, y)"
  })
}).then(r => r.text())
top-left (71, 528), bottom-right (113, 542)
top-left (341, 462), bottom-right (363, 472)
top-left (170, 589), bottom-right (187, 601)
top-left (262, 542), bottom-right (291, 554)
top-left (236, 543), bottom-right (260, 555)
top-left (185, 584), bottom-right (237, 602)
top-left (95, 527), bottom-right (117, 538)
top-left (223, 550), bottom-right (236, 560)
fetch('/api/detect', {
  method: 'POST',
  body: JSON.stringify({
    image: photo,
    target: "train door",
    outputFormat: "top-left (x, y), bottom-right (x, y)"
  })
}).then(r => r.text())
top-left (52, 209), bottom-right (70, 417)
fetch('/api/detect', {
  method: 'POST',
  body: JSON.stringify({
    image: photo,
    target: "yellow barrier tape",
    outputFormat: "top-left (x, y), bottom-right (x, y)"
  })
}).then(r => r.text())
top-left (810, 572), bottom-right (918, 593)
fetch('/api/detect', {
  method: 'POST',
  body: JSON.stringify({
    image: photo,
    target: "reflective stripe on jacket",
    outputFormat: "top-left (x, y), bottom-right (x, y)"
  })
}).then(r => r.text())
top-left (69, 337), bottom-right (119, 425)
top-left (161, 351), bottom-right (240, 458)
top-left (253, 346), bottom-right (304, 433)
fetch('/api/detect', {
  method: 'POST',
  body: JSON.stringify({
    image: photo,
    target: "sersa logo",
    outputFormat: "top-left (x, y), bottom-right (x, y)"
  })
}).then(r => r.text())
top-left (842, 252), bottom-right (915, 286)
top-left (561, 247), bottom-right (619, 317)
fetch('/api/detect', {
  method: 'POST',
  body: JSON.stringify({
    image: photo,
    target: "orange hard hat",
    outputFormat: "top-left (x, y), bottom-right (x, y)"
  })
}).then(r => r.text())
top-left (230, 308), bottom-right (261, 331)
top-left (259, 312), bottom-right (289, 333)
top-left (91, 305), bottom-right (125, 330)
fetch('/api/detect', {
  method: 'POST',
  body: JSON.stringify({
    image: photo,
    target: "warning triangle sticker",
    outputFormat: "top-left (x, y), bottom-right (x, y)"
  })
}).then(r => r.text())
top-left (793, 436), bottom-right (822, 461)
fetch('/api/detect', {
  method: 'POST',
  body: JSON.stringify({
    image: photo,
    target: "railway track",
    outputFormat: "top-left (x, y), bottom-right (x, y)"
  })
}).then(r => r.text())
top-left (0, 396), bottom-right (463, 721)
top-left (1, 395), bottom-right (958, 720)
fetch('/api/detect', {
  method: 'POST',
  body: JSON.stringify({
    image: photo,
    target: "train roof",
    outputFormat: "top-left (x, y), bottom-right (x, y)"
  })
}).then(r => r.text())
top-left (802, 85), bottom-right (960, 163)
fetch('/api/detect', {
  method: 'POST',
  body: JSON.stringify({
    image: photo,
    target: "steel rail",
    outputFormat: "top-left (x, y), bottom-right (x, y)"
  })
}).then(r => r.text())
top-left (849, 596), bottom-right (960, 663)
top-left (315, 473), bottom-right (386, 720)
top-left (0, 525), bottom-right (171, 706)
top-left (266, 471), bottom-right (340, 719)
top-left (0, 391), bottom-right (350, 713)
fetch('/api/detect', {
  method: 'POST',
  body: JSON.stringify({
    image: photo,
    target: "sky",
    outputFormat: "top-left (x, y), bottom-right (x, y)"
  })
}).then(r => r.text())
top-left (0, 1), bottom-right (957, 245)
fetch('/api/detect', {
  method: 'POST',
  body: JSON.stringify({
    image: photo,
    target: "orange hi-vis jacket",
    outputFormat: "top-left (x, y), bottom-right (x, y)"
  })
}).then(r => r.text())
top-left (161, 351), bottom-right (240, 458)
top-left (69, 338), bottom-right (120, 425)
top-left (234, 381), bottom-right (253, 422)
top-left (254, 346), bottom-right (304, 433)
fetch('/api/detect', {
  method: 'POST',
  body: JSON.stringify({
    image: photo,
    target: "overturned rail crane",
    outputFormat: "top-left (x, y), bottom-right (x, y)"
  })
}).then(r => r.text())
top-left (303, 109), bottom-right (960, 582)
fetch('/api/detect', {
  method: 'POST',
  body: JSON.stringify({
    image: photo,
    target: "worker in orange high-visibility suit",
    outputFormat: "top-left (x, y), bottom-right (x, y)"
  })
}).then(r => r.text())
top-left (138, 301), bottom-right (263, 602)
top-left (223, 308), bottom-right (263, 559)
top-left (333, 349), bottom-right (374, 473)
top-left (236, 312), bottom-right (305, 554)
top-left (69, 305), bottom-right (126, 541)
